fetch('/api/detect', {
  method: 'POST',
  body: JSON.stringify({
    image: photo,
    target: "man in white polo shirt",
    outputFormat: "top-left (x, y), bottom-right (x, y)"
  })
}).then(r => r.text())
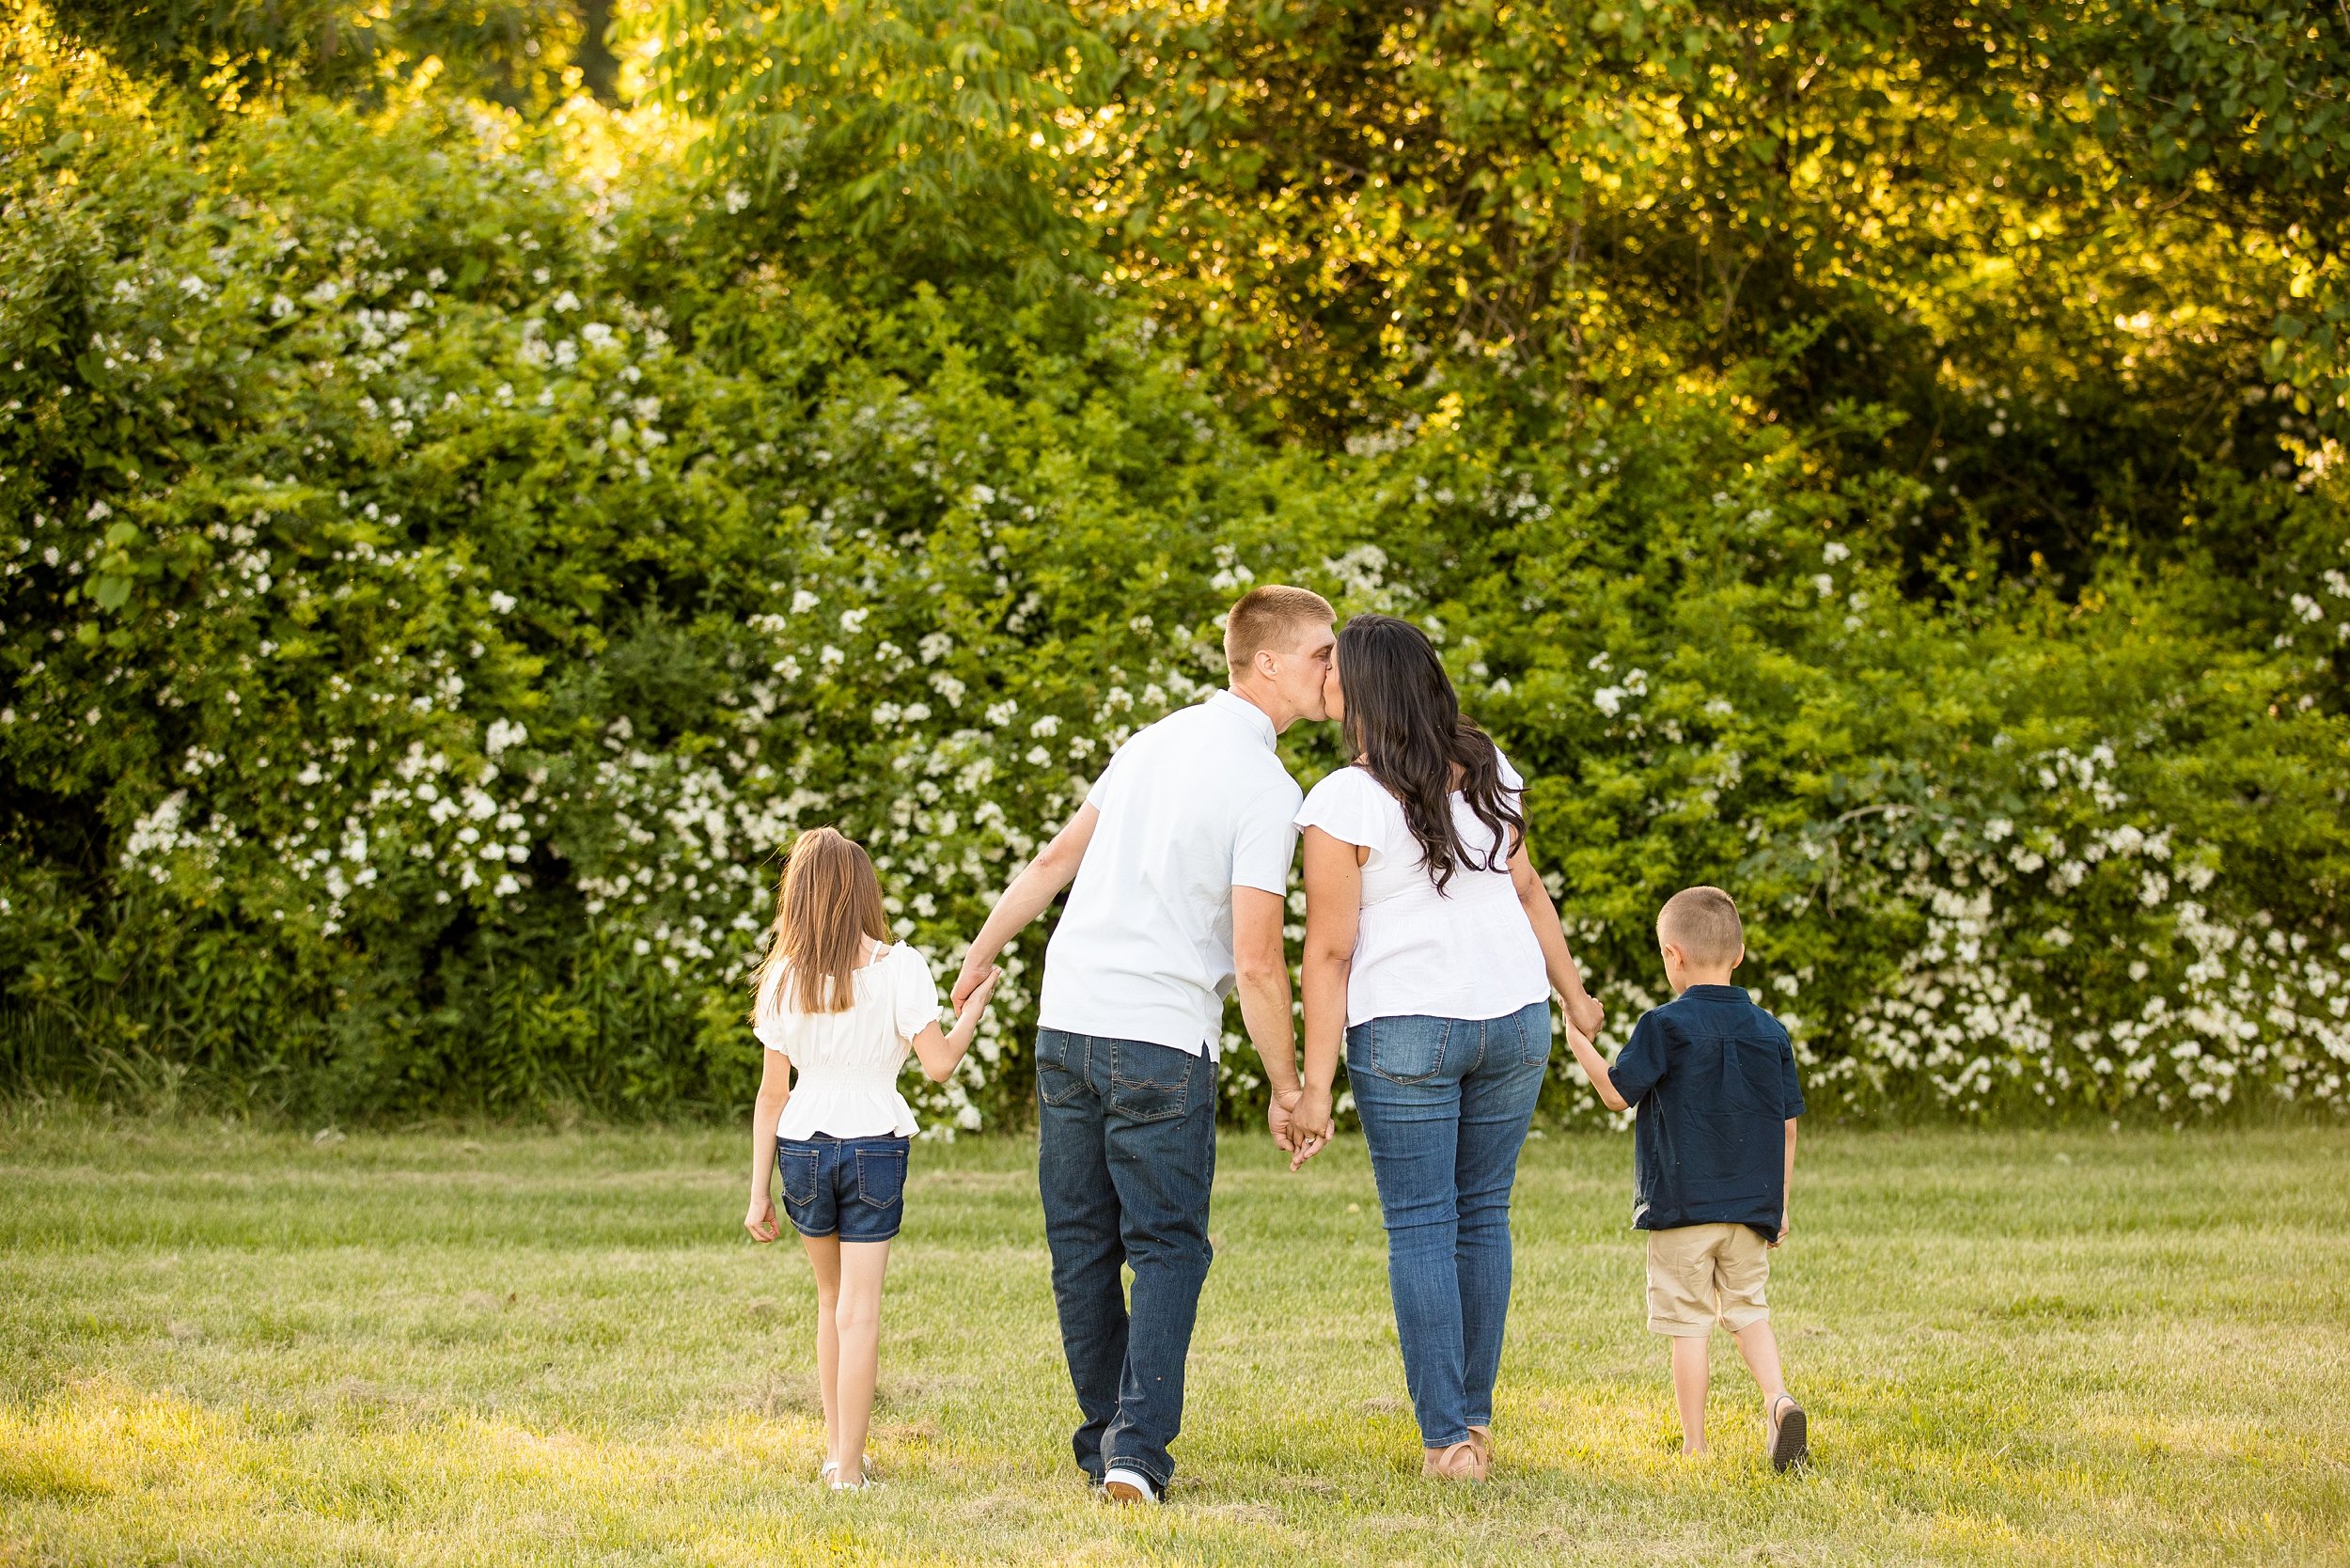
top-left (950, 585), bottom-right (1337, 1505)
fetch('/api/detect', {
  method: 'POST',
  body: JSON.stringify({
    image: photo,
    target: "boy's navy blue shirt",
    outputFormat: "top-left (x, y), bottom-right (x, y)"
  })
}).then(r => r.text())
top-left (1608, 983), bottom-right (1805, 1240)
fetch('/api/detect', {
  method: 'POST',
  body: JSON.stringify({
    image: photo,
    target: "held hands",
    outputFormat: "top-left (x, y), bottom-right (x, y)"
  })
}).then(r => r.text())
top-left (957, 964), bottom-right (1005, 1020)
top-left (949, 952), bottom-right (1001, 1013)
top-left (744, 1192), bottom-right (779, 1245)
top-left (1267, 1086), bottom-right (1302, 1154)
top-left (1564, 988), bottom-right (1605, 1042)
top-left (1287, 1084), bottom-right (1335, 1171)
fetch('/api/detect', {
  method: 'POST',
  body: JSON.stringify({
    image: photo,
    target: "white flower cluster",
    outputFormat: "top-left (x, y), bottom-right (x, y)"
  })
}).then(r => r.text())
top-left (1824, 744), bottom-right (2348, 1113)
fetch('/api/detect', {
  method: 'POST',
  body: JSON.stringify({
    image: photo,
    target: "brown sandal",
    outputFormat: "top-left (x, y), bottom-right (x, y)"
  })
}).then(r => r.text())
top-left (1421, 1440), bottom-right (1484, 1482)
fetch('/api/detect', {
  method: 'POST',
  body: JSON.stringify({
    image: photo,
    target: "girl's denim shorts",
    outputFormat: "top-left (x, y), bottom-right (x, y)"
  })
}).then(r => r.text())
top-left (776, 1134), bottom-right (909, 1243)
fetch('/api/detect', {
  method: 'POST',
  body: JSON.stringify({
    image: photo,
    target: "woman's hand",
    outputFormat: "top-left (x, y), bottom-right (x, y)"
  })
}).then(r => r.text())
top-left (744, 1192), bottom-right (779, 1244)
top-left (1564, 988), bottom-right (1605, 1042)
top-left (1287, 1084), bottom-right (1335, 1170)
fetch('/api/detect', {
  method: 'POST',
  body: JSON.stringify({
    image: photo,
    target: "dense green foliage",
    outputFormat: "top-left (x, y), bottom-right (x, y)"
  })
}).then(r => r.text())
top-left (1, 3), bottom-right (2344, 1129)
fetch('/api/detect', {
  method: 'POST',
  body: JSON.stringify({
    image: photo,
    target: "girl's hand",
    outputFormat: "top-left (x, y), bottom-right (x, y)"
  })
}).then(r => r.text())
top-left (744, 1193), bottom-right (779, 1244)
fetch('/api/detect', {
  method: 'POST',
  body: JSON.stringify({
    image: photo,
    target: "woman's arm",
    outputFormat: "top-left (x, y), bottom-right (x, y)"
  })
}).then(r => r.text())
top-left (744, 1047), bottom-right (792, 1242)
top-left (910, 967), bottom-right (1004, 1082)
top-left (1509, 840), bottom-right (1604, 1039)
top-left (1292, 825), bottom-right (1364, 1168)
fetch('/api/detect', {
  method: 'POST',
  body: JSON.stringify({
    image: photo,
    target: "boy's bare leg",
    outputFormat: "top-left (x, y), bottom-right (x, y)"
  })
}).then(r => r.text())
top-left (801, 1232), bottom-right (843, 1469)
top-left (1669, 1336), bottom-right (1712, 1454)
top-left (833, 1240), bottom-right (894, 1482)
top-left (1731, 1317), bottom-right (1789, 1409)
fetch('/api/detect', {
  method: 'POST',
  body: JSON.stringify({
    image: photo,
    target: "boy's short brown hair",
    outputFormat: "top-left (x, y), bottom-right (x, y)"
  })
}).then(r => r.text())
top-left (1658, 886), bottom-right (1744, 967)
top-left (1223, 585), bottom-right (1336, 675)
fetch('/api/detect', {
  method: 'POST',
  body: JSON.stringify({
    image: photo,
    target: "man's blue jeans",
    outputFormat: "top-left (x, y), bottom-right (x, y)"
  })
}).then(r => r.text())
top-left (1346, 1000), bottom-right (1550, 1450)
top-left (1035, 1027), bottom-right (1217, 1493)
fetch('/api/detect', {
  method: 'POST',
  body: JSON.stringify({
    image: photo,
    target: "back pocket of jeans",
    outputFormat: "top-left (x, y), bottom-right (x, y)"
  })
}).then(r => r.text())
top-left (853, 1146), bottom-right (906, 1209)
top-left (1106, 1040), bottom-right (1193, 1123)
top-left (1035, 1030), bottom-right (1088, 1107)
top-left (1515, 1004), bottom-right (1555, 1068)
top-left (1367, 1016), bottom-right (1449, 1085)
top-left (777, 1146), bottom-right (822, 1208)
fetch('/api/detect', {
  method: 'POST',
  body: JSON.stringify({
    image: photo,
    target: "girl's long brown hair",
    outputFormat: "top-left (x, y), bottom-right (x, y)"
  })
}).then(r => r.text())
top-left (749, 826), bottom-right (891, 1019)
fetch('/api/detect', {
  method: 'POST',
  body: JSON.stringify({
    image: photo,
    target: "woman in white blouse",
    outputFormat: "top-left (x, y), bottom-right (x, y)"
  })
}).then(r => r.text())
top-left (743, 827), bottom-right (1000, 1489)
top-left (1291, 614), bottom-right (1606, 1482)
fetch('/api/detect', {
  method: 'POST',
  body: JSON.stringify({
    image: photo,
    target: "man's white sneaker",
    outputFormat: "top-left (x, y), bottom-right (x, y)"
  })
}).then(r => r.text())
top-left (1100, 1466), bottom-right (1159, 1504)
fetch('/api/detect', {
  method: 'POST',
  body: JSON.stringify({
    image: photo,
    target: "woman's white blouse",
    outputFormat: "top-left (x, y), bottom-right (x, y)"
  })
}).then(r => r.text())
top-left (754, 943), bottom-right (939, 1139)
top-left (1293, 754), bottom-right (1551, 1028)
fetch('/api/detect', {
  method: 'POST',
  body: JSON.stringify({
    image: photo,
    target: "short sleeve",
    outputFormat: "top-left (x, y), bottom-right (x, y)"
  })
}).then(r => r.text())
top-left (892, 946), bottom-right (941, 1040)
top-left (1232, 782), bottom-right (1303, 894)
top-left (1293, 767), bottom-right (1387, 849)
top-left (750, 964), bottom-right (784, 1049)
top-left (1084, 743), bottom-right (1131, 810)
top-left (1608, 1010), bottom-right (1671, 1105)
top-left (1495, 747), bottom-right (1525, 792)
top-left (1778, 1029), bottom-right (1806, 1119)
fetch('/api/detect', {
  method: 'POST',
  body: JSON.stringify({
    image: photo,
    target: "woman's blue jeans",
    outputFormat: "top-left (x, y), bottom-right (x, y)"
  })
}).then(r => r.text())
top-left (1346, 999), bottom-right (1551, 1450)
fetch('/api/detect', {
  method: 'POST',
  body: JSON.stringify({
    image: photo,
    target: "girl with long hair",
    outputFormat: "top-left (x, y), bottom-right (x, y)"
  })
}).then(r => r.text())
top-left (744, 825), bottom-right (1002, 1490)
top-left (1290, 614), bottom-right (1606, 1482)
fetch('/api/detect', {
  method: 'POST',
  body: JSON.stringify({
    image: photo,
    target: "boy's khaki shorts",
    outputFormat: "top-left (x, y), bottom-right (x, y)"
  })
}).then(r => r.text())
top-left (1645, 1222), bottom-right (1771, 1337)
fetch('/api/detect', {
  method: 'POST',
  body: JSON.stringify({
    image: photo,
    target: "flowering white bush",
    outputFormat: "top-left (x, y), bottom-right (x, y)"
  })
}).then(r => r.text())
top-left (2, 72), bottom-right (2342, 1129)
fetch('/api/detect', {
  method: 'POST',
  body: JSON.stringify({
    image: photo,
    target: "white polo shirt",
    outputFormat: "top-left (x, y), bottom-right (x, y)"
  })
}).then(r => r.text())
top-left (1039, 690), bottom-right (1305, 1057)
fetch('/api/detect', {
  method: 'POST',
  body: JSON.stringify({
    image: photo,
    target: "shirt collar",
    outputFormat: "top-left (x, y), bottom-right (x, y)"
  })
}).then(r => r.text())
top-left (1682, 983), bottom-right (1749, 1003)
top-left (1208, 688), bottom-right (1278, 748)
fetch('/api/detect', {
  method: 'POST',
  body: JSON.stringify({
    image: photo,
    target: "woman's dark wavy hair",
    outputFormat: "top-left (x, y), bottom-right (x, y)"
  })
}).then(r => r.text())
top-left (1337, 613), bottom-right (1523, 894)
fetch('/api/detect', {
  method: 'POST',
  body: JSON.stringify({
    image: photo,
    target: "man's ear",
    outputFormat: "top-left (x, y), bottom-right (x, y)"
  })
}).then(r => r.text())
top-left (1252, 646), bottom-right (1281, 683)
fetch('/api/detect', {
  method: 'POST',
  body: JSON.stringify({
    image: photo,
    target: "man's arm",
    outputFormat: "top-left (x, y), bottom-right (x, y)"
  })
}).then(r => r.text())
top-left (1778, 1117), bottom-right (1798, 1245)
top-left (1231, 886), bottom-right (1302, 1148)
top-left (951, 804), bottom-right (1100, 1009)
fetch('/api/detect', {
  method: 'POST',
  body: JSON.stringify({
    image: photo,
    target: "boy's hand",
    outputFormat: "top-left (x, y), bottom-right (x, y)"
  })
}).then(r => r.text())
top-left (744, 1193), bottom-right (779, 1244)
top-left (1773, 1214), bottom-right (1790, 1248)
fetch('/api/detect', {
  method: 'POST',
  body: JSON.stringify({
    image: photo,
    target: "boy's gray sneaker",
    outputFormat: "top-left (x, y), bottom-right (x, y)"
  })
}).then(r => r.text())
top-left (1768, 1394), bottom-right (1809, 1472)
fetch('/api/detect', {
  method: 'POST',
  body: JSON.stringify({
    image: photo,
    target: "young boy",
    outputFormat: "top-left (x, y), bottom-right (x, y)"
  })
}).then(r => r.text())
top-left (1562, 886), bottom-right (1810, 1470)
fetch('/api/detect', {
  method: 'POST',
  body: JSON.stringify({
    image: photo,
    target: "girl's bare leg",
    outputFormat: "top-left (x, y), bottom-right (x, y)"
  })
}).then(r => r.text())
top-left (800, 1232), bottom-right (843, 1470)
top-left (833, 1239), bottom-right (893, 1482)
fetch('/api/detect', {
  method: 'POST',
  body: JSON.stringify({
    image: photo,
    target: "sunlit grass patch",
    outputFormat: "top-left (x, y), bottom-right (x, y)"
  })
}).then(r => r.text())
top-left (3, 1122), bottom-right (2346, 1564)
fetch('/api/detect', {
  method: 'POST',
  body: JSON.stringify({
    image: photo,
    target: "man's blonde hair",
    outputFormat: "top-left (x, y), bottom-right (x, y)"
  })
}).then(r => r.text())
top-left (1658, 886), bottom-right (1744, 967)
top-left (1224, 585), bottom-right (1335, 676)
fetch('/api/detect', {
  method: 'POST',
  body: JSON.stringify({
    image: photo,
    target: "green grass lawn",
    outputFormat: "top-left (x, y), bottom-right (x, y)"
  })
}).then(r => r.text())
top-left (4, 1116), bottom-right (2346, 1565)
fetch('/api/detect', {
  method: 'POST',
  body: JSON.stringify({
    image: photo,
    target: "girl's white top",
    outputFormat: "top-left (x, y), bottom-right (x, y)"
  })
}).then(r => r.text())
top-left (754, 942), bottom-right (939, 1139)
top-left (1293, 753), bottom-right (1550, 1027)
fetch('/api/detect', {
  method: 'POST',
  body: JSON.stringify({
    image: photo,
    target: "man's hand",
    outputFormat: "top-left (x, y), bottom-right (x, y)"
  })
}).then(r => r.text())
top-left (744, 1193), bottom-right (779, 1244)
top-left (1564, 989), bottom-right (1605, 1042)
top-left (1287, 1084), bottom-right (1335, 1170)
top-left (1267, 1086), bottom-right (1301, 1153)
top-left (950, 951), bottom-right (996, 1012)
